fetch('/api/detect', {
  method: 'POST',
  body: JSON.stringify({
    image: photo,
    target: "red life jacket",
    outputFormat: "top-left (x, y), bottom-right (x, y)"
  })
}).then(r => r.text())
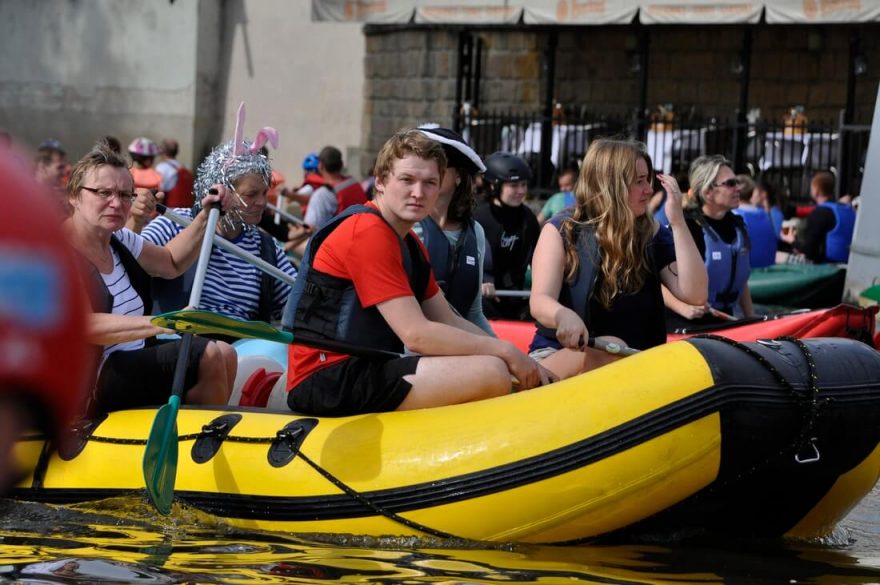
top-left (331, 176), bottom-right (367, 214)
top-left (301, 173), bottom-right (325, 191)
top-left (164, 166), bottom-right (194, 208)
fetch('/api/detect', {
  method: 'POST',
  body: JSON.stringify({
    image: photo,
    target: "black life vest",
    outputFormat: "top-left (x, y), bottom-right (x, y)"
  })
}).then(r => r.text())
top-left (84, 235), bottom-right (153, 316)
top-left (282, 205), bottom-right (431, 355)
top-left (418, 216), bottom-right (480, 318)
top-left (533, 215), bottom-right (665, 348)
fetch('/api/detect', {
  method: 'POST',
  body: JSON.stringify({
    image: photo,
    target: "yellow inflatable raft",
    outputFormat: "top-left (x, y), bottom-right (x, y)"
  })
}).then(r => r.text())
top-left (12, 337), bottom-right (880, 543)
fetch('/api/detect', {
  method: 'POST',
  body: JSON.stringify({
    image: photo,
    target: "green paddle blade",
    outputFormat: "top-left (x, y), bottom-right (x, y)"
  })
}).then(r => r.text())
top-left (152, 310), bottom-right (293, 344)
top-left (143, 395), bottom-right (181, 515)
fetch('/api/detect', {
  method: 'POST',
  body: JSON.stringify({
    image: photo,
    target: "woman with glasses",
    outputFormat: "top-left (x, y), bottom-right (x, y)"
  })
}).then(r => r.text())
top-left (528, 139), bottom-right (707, 380)
top-left (664, 154), bottom-right (755, 331)
top-left (65, 140), bottom-right (237, 415)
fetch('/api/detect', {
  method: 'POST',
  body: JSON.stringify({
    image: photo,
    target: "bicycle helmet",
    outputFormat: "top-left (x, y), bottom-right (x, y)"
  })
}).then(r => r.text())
top-left (127, 137), bottom-right (159, 157)
top-left (302, 152), bottom-right (319, 172)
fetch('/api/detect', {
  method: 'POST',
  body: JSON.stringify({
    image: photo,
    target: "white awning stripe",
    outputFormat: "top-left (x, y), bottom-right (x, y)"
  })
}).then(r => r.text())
top-left (312, 0), bottom-right (880, 23)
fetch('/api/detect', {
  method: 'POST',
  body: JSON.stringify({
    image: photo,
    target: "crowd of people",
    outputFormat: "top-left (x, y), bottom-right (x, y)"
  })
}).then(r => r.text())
top-left (0, 120), bottom-right (861, 490)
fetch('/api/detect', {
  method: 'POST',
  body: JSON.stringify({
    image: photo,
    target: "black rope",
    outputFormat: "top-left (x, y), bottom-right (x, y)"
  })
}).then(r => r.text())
top-left (691, 334), bottom-right (827, 464)
top-left (64, 433), bottom-right (282, 446)
top-left (292, 447), bottom-right (461, 540)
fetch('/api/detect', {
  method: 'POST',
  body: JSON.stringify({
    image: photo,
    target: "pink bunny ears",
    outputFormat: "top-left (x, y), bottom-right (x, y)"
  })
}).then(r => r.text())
top-left (231, 102), bottom-right (279, 156)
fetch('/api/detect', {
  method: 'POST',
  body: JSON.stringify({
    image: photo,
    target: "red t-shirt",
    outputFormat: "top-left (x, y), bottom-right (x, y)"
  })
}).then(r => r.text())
top-left (286, 204), bottom-right (439, 390)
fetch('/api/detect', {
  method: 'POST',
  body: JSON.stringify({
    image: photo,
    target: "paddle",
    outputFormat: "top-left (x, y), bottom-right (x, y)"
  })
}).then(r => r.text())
top-left (143, 205), bottom-right (221, 515)
top-left (152, 309), bottom-right (402, 360)
top-left (266, 202), bottom-right (308, 226)
top-left (155, 203), bottom-right (296, 287)
top-left (585, 336), bottom-right (640, 357)
top-left (709, 307), bottom-right (737, 321)
top-left (151, 308), bottom-right (635, 358)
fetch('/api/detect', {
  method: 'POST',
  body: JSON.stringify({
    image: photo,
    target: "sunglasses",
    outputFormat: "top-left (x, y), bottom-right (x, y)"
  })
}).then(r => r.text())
top-left (712, 178), bottom-right (740, 189)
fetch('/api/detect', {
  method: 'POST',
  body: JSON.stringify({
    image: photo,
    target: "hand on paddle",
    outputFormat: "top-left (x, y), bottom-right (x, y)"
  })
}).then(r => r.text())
top-left (555, 307), bottom-right (590, 351)
top-left (481, 281), bottom-right (498, 301)
top-left (199, 184), bottom-right (236, 213)
top-left (127, 188), bottom-right (164, 233)
top-left (676, 302), bottom-right (711, 320)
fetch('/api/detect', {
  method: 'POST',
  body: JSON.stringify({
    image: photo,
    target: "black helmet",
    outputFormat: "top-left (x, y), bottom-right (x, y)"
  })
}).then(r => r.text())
top-left (484, 151), bottom-right (532, 185)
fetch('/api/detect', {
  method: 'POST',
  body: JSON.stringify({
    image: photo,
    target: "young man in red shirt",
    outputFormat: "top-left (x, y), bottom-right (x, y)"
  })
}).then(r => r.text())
top-left (283, 129), bottom-right (551, 416)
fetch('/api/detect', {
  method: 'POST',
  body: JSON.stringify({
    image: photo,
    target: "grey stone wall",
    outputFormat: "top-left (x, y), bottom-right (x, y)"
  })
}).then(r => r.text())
top-left (362, 29), bottom-right (460, 172)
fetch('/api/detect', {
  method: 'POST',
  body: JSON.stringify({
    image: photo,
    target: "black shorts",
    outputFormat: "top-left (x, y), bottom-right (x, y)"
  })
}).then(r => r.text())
top-left (92, 337), bottom-right (211, 414)
top-left (288, 355), bottom-right (421, 416)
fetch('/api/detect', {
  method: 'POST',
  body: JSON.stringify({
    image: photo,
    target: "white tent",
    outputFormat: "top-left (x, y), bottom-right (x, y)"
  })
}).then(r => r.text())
top-left (844, 84), bottom-right (880, 303)
top-left (312, 0), bottom-right (880, 24)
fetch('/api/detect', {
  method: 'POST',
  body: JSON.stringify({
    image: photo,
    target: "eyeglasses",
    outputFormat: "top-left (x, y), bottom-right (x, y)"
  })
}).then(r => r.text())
top-left (81, 186), bottom-right (137, 203)
top-left (712, 178), bottom-right (740, 189)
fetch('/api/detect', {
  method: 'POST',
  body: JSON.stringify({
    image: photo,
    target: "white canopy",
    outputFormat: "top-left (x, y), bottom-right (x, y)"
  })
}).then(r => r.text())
top-left (765, 0), bottom-right (880, 24)
top-left (312, 0), bottom-right (880, 24)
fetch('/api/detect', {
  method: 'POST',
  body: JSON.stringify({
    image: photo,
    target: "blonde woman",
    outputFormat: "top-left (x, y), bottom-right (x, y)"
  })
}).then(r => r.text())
top-left (529, 139), bottom-right (707, 380)
top-left (664, 155), bottom-right (755, 331)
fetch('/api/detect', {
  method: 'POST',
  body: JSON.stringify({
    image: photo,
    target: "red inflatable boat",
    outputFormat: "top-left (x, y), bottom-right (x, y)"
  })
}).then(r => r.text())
top-left (493, 304), bottom-right (879, 353)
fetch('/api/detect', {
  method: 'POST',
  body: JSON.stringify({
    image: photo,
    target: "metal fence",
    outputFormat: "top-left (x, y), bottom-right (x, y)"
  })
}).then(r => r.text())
top-left (456, 108), bottom-right (870, 206)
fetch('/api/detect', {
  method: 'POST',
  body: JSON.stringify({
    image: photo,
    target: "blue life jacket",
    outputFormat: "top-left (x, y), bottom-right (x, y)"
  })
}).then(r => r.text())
top-left (418, 216), bottom-right (480, 318)
top-left (819, 201), bottom-right (856, 263)
top-left (770, 207), bottom-right (785, 241)
top-left (733, 206), bottom-right (776, 268)
top-left (282, 205), bottom-right (431, 355)
top-left (698, 215), bottom-right (751, 315)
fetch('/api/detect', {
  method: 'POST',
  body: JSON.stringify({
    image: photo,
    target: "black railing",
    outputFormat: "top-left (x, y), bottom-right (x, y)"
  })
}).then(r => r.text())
top-left (456, 108), bottom-right (870, 205)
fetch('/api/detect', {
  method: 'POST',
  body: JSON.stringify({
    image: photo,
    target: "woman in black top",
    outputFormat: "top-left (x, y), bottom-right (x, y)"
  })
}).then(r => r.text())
top-left (474, 152), bottom-right (540, 320)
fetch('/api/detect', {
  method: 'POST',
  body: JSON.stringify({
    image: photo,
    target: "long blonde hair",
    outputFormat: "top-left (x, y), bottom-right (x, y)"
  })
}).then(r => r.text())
top-left (560, 139), bottom-right (655, 308)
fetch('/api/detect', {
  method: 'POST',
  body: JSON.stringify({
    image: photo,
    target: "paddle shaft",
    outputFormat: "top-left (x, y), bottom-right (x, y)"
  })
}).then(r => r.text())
top-left (586, 336), bottom-right (640, 357)
top-left (156, 204), bottom-right (296, 288)
top-left (188, 207), bottom-right (221, 307)
top-left (267, 203), bottom-right (307, 226)
top-left (143, 205), bottom-right (221, 515)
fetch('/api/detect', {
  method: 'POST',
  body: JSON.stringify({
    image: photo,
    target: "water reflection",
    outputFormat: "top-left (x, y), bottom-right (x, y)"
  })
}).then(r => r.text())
top-left (1, 485), bottom-right (879, 584)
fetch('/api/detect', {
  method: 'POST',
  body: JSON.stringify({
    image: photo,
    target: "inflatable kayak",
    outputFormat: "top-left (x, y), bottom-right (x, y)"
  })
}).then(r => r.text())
top-left (12, 337), bottom-right (880, 543)
top-left (749, 264), bottom-right (846, 309)
top-left (492, 304), bottom-right (878, 354)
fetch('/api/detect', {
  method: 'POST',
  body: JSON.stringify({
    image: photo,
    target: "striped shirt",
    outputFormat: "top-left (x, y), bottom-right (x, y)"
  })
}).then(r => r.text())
top-left (102, 228), bottom-right (146, 364)
top-left (141, 209), bottom-right (296, 321)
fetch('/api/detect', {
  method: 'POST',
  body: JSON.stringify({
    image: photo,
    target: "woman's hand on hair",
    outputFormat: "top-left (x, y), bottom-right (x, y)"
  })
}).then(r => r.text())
top-left (657, 173), bottom-right (685, 227)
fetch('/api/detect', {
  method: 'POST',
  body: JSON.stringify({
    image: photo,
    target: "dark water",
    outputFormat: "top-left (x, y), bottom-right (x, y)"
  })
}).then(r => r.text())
top-left (1, 484), bottom-right (879, 584)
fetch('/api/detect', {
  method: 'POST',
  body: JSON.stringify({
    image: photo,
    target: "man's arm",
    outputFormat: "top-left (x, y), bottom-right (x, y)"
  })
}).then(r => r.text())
top-left (375, 295), bottom-right (543, 389)
top-left (421, 292), bottom-right (488, 336)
